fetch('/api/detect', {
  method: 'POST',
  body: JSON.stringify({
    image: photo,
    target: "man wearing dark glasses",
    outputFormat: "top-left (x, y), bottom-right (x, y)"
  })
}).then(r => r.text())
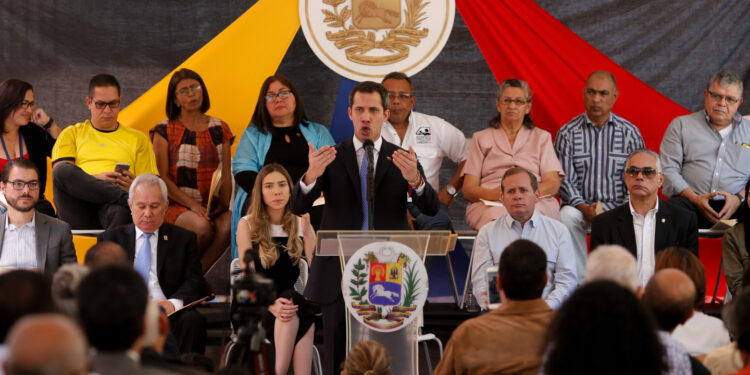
top-left (591, 149), bottom-right (698, 287)
top-left (660, 69), bottom-right (750, 228)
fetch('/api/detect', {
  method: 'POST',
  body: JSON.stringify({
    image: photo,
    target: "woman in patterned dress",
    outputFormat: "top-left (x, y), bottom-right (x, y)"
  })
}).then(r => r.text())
top-left (150, 68), bottom-right (234, 273)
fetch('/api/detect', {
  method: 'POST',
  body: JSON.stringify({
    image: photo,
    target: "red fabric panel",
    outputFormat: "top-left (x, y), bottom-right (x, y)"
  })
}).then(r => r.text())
top-left (456, 0), bottom-right (691, 150)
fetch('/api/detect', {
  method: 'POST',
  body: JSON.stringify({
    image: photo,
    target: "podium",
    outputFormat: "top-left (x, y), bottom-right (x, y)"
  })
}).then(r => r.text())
top-left (316, 230), bottom-right (456, 375)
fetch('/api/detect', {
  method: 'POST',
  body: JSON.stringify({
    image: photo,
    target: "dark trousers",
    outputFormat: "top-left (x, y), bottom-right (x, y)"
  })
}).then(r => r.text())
top-left (52, 162), bottom-right (131, 229)
top-left (170, 308), bottom-right (207, 355)
top-left (321, 295), bottom-right (346, 375)
top-left (668, 195), bottom-right (743, 229)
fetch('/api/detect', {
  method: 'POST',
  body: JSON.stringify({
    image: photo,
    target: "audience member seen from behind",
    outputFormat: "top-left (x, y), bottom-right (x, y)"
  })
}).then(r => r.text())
top-left (341, 340), bottom-right (391, 375)
top-left (461, 78), bottom-right (563, 230)
top-left (470, 167), bottom-right (577, 310)
top-left (554, 70), bottom-right (645, 282)
top-left (51, 73), bottom-right (159, 229)
top-left (584, 244), bottom-right (641, 296)
top-left (0, 159), bottom-right (77, 276)
top-left (51, 263), bottom-right (89, 319)
top-left (435, 239), bottom-right (553, 375)
top-left (590, 148), bottom-right (698, 287)
top-left (0, 79), bottom-right (62, 216)
top-left (643, 269), bottom-right (704, 375)
top-left (236, 164), bottom-right (316, 375)
top-left (656, 247), bottom-right (731, 356)
top-left (542, 281), bottom-right (666, 375)
top-left (231, 74), bottom-right (335, 257)
top-left (3, 314), bottom-right (89, 375)
top-left (83, 241), bottom-right (130, 267)
top-left (723, 179), bottom-right (750, 296)
top-left (150, 68), bottom-right (234, 274)
top-left (660, 69), bottom-right (750, 228)
top-left (714, 290), bottom-right (750, 375)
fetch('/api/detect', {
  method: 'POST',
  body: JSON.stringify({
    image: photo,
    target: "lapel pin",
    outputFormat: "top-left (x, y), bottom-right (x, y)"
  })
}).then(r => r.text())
top-left (386, 156), bottom-right (392, 161)
top-left (661, 218), bottom-right (665, 223)
top-left (163, 235), bottom-right (168, 241)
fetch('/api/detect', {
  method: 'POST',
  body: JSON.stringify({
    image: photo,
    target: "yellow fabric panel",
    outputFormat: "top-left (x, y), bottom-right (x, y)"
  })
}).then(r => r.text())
top-left (51, 120), bottom-right (158, 176)
top-left (73, 235), bottom-right (98, 265)
top-left (118, 0), bottom-right (300, 152)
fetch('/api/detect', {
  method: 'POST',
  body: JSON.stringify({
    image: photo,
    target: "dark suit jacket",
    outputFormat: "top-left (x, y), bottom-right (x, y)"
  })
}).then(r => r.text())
top-left (97, 223), bottom-right (206, 303)
top-left (0, 212), bottom-right (76, 276)
top-left (291, 138), bottom-right (439, 304)
top-left (590, 199), bottom-right (699, 257)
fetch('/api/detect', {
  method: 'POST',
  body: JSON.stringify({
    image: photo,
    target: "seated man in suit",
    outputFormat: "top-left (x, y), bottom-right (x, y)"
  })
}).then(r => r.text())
top-left (591, 148), bottom-right (698, 287)
top-left (471, 167), bottom-right (577, 310)
top-left (291, 81), bottom-right (439, 374)
top-left (98, 173), bottom-right (207, 354)
top-left (0, 158), bottom-right (76, 275)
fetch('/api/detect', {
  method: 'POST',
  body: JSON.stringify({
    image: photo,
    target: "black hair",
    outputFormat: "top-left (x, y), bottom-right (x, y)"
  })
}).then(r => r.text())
top-left (1, 158), bottom-right (39, 182)
top-left (349, 81), bottom-right (389, 111)
top-left (165, 68), bottom-right (210, 120)
top-left (0, 270), bottom-right (54, 342)
top-left (250, 74), bottom-right (310, 135)
top-left (381, 72), bottom-right (412, 89)
top-left (543, 281), bottom-right (666, 375)
top-left (88, 74), bottom-right (120, 97)
top-left (0, 79), bottom-right (33, 133)
top-left (499, 239), bottom-right (547, 300)
top-left (77, 265), bottom-right (147, 351)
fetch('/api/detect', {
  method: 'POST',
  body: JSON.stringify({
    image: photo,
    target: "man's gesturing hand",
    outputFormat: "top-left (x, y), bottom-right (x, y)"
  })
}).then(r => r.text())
top-left (392, 147), bottom-right (420, 185)
top-left (302, 143), bottom-right (336, 185)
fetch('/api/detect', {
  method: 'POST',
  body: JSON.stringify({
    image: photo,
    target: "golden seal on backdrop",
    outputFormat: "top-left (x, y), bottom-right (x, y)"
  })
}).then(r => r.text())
top-left (300, 0), bottom-right (455, 81)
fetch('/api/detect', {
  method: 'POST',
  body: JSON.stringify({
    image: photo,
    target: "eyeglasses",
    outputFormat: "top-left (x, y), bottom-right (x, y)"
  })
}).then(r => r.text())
top-left (498, 97), bottom-right (528, 106)
top-left (92, 100), bottom-right (121, 110)
top-left (19, 100), bottom-right (37, 109)
top-left (177, 84), bottom-right (202, 96)
top-left (387, 92), bottom-right (414, 101)
top-left (625, 166), bottom-right (658, 178)
top-left (4, 179), bottom-right (40, 190)
top-left (265, 90), bottom-right (292, 102)
top-left (706, 89), bottom-right (740, 105)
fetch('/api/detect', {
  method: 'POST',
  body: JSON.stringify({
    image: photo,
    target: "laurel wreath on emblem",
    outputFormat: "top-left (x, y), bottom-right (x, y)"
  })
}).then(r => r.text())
top-left (322, 0), bottom-right (429, 65)
top-left (348, 251), bottom-right (421, 330)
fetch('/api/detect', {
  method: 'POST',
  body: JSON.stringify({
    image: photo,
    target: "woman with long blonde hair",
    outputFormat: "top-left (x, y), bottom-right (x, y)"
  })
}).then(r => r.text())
top-left (236, 163), bottom-right (317, 375)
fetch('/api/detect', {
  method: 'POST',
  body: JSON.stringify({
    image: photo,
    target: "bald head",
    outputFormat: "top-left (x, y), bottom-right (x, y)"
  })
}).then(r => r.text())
top-left (585, 245), bottom-right (638, 292)
top-left (643, 269), bottom-right (696, 332)
top-left (5, 314), bottom-right (89, 375)
top-left (84, 241), bottom-right (129, 267)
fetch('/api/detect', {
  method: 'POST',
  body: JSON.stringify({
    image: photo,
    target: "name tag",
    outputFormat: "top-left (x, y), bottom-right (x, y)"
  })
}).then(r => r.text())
top-left (415, 126), bottom-right (431, 144)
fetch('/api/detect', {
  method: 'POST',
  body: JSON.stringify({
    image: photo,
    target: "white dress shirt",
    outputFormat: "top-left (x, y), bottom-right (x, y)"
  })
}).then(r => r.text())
top-left (629, 200), bottom-right (658, 287)
top-left (471, 210), bottom-right (578, 309)
top-left (134, 227), bottom-right (183, 310)
top-left (0, 213), bottom-right (37, 271)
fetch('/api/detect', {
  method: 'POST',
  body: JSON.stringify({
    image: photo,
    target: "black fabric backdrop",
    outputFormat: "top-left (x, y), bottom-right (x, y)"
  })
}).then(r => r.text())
top-left (1, 0), bottom-right (748, 229)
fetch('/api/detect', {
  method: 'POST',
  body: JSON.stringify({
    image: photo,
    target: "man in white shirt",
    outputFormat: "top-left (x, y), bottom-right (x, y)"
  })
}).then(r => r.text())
top-left (380, 72), bottom-right (469, 230)
top-left (471, 167), bottom-right (577, 310)
top-left (590, 149), bottom-right (698, 287)
top-left (98, 174), bottom-right (207, 354)
top-left (0, 159), bottom-right (76, 276)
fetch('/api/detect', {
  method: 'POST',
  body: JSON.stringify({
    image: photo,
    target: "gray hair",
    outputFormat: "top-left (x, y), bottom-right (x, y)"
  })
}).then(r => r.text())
top-left (708, 69), bottom-right (743, 97)
top-left (51, 264), bottom-right (90, 319)
top-left (626, 148), bottom-right (662, 173)
top-left (586, 245), bottom-right (639, 293)
top-left (128, 173), bottom-right (167, 203)
top-left (497, 78), bottom-right (531, 101)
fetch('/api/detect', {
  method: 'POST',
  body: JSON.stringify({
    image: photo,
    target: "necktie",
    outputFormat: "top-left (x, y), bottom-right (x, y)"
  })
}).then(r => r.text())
top-left (360, 150), bottom-right (369, 230)
top-left (134, 233), bottom-right (153, 283)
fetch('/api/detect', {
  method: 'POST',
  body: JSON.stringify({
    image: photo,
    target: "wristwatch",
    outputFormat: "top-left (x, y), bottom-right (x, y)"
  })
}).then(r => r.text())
top-left (736, 193), bottom-right (745, 204)
top-left (446, 185), bottom-right (458, 197)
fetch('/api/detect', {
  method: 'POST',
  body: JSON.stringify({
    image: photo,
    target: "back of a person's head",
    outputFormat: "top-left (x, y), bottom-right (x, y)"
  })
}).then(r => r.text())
top-left (499, 239), bottom-right (547, 300)
top-left (643, 268), bottom-right (696, 332)
top-left (51, 264), bottom-right (90, 319)
top-left (0, 270), bottom-right (54, 343)
top-left (5, 313), bottom-right (89, 375)
top-left (655, 246), bottom-right (706, 309)
top-left (77, 265), bottom-right (147, 351)
top-left (585, 245), bottom-right (638, 292)
top-left (342, 340), bottom-right (391, 375)
top-left (733, 289), bottom-right (750, 353)
top-left (543, 281), bottom-right (665, 375)
top-left (84, 241), bottom-right (129, 267)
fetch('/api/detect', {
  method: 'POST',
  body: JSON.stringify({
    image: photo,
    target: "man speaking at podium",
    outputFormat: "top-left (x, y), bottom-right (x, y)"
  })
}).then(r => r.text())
top-left (291, 81), bottom-right (439, 374)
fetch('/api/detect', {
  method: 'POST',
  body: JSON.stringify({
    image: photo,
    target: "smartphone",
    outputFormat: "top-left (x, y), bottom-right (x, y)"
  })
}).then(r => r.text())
top-left (114, 163), bottom-right (130, 174)
top-left (486, 265), bottom-right (501, 310)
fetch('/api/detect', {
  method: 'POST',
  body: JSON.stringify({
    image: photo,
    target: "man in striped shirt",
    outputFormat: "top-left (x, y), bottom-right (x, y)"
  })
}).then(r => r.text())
top-left (554, 71), bottom-right (645, 282)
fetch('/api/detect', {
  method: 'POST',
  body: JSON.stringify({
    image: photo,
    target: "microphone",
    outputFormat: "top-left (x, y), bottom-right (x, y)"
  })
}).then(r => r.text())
top-left (363, 139), bottom-right (375, 230)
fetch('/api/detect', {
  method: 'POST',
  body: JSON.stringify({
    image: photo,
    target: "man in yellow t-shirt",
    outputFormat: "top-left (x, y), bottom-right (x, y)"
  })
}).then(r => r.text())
top-left (51, 74), bottom-right (158, 229)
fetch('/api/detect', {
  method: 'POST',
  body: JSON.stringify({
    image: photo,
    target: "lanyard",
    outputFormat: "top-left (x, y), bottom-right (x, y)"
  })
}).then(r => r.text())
top-left (0, 132), bottom-right (23, 161)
